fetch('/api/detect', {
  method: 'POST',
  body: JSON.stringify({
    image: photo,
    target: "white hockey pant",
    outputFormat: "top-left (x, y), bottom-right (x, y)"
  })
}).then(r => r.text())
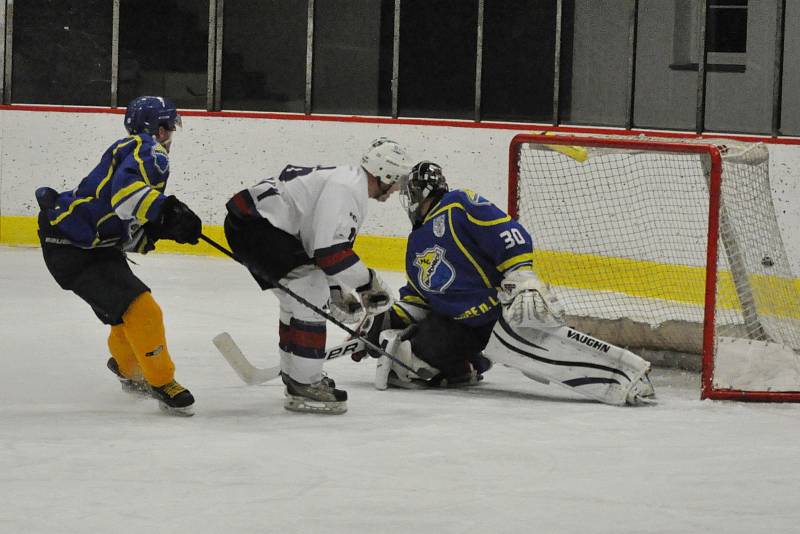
top-left (274, 265), bottom-right (329, 384)
top-left (486, 317), bottom-right (652, 405)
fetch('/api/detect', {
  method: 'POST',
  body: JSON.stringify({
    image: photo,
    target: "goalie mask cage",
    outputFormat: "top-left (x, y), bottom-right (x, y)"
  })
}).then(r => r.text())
top-left (509, 133), bottom-right (800, 402)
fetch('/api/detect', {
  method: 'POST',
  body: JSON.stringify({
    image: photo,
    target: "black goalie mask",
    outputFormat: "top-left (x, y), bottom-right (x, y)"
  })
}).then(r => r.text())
top-left (400, 161), bottom-right (449, 227)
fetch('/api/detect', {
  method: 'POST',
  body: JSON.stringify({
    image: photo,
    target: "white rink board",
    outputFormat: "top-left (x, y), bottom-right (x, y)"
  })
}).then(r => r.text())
top-left (1, 110), bottom-right (800, 272)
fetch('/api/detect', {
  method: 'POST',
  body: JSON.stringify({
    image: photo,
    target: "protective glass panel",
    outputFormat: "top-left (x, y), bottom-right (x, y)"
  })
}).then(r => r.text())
top-left (222, 0), bottom-right (306, 112)
top-left (119, 0), bottom-right (209, 109)
top-left (12, 0), bottom-right (112, 105)
top-left (312, 0), bottom-right (394, 116)
top-left (481, 0), bottom-right (556, 123)
top-left (559, 0), bottom-right (634, 126)
top-left (398, 0), bottom-right (477, 120)
top-left (704, 0), bottom-right (776, 134)
top-left (780, 0), bottom-right (800, 135)
top-left (633, 0), bottom-right (698, 130)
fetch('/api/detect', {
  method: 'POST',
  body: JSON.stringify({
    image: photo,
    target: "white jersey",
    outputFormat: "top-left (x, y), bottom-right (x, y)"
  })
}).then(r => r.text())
top-left (238, 164), bottom-right (371, 289)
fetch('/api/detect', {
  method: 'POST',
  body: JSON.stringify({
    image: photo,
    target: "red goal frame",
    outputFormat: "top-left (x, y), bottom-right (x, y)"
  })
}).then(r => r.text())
top-left (508, 133), bottom-right (800, 402)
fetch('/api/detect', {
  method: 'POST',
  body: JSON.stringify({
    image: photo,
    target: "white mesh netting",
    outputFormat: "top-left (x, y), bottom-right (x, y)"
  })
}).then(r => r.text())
top-left (513, 135), bottom-right (800, 395)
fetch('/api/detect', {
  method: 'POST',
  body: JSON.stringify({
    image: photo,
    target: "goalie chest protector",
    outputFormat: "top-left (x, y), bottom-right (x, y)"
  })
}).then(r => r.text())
top-left (402, 189), bottom-right (534, 327)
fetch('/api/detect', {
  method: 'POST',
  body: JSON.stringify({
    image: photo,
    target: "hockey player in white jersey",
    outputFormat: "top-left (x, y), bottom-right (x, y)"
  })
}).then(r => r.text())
top-left (223, 138), bottom-right (412, 414)
top-left (356, 161), bottom-right (655, 406)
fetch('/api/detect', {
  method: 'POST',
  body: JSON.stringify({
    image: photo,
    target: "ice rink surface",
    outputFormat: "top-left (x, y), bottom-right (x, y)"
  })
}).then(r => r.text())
top-left (1, 245), bottom-right (799, 534)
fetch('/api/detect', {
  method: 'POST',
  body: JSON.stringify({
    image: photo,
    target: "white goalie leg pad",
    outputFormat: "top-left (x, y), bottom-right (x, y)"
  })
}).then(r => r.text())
top-left (486, 316), bottom-right (653, 405)
top-left (374, 329), bottom-right (440, 390)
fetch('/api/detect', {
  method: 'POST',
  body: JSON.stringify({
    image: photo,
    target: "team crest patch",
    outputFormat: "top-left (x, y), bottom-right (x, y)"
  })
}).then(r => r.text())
top-left (152, 145), bottom-right (169, 174)
top-left (433, 215), bottom-right (446, 237)
top-left (464, 189), bottom-right (491, 206)
top-left (414, 245), bottom-right (456, 293)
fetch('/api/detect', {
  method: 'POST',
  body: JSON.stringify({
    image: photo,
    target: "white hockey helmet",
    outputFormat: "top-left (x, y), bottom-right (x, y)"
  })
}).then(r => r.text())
top-left (361, 137), bottom-right (413, 186)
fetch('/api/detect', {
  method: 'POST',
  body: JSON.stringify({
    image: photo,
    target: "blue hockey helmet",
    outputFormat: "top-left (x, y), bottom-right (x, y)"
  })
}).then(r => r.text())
top-left (124, 96), bottom-right (181, 135)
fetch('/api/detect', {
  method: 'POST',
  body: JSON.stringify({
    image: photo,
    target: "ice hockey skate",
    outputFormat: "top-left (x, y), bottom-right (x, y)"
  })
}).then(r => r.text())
top-left (149, 380), bottom-right (195, 417)
top-left (106, 357), bottom-right (150, 397)
top-left (282, 373), bottom-right (347, 414)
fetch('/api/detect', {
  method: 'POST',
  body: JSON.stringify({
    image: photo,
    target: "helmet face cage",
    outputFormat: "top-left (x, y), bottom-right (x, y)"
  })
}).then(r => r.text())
top-left (361, 137), bottom-right (412, 186)
top-left (124, 96), bottom-right (181, 135)
top-left (400, 161), bottom-right (448, 226)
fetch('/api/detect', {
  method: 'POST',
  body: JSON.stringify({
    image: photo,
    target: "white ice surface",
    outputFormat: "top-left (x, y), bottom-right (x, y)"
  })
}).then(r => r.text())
top-left (1, 246), bottom-right (799, 534)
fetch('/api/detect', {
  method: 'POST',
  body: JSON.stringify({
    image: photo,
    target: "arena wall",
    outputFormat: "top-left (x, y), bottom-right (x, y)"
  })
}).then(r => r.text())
top-left (1, 107), bottom-right (799, 274)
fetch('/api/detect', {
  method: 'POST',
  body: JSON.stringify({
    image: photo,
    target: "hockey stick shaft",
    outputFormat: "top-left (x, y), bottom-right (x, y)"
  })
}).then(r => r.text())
top-left (200, 234), bottom-right (433, 379)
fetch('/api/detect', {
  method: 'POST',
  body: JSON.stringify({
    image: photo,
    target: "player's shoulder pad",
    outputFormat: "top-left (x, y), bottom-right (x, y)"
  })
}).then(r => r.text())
top-left (444, 189), bottom-right (494, 209)
top-left (446, 189), bottom-right (507, 221)
top-left (460, 188), bottom-right (494, 207)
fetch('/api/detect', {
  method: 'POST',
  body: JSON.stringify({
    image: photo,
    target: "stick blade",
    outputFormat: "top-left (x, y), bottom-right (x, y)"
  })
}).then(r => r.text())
top-left (212, 332), bottom-right (280, 385)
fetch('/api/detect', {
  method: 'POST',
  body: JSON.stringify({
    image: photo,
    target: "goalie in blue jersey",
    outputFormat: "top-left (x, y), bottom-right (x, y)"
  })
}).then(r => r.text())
top-left (349, 160), bottom-right (543, 385)
top-left (347, 161), bottom-right (655, 405)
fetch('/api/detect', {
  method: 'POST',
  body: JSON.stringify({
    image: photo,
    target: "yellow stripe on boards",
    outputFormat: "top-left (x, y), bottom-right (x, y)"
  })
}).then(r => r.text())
top-left (533, 249), bottom-right (707, 304)
top-left (352, 234), bottom-right (405, 272)
top-left (0, 215), bottom-right (40, 245)
top-left (3, 213), bottom-right (799, 319)
top-left (533, 249), bottom-right (800, 319)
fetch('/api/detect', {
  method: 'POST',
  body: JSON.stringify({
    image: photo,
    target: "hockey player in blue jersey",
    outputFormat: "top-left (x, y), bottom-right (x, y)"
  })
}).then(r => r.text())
top-left (36, 96), bottom-right (203, 415)
top-left (357, 161), bottom-right (656, 405)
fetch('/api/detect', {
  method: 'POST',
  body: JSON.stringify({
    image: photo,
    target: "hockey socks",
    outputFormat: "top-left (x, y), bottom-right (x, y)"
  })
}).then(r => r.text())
top-left (120, 292), bottom-right (176, 387)
top-left (107, 324), bottom-right (142, 381)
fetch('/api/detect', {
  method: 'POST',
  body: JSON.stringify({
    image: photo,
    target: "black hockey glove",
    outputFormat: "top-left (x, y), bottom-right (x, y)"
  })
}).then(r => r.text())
top-left (351, 310), bottom-right (390, 361)
top-left (147, 195), bottom-right (202, 245)
top-left (351, 310), bottom-right (417, 361)
top-left (355, 269), bottom-right (393, 315)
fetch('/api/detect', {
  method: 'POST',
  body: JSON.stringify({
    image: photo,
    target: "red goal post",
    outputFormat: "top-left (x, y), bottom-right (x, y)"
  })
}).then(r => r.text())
top-left (508, 133), bottom-right (800, 402)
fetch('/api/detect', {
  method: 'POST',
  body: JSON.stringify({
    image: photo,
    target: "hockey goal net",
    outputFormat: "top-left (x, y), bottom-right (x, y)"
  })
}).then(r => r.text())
top-left (509, 133), bottom-right (800, 401)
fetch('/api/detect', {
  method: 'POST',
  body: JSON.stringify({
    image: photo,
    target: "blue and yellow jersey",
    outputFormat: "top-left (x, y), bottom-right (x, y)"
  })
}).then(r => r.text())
top-left (42, 134), bottom-right (171, 250)
top-left (394, 189), bottom-right (534, 327)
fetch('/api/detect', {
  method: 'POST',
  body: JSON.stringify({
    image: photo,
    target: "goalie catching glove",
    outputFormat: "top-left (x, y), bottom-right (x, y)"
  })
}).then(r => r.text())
top-left (498, 269), bottom-right (565, 328)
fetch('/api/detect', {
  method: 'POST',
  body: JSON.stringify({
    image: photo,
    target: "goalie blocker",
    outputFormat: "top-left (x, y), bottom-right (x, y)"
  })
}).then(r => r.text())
top-left (374, 313), bottom-right (655, 406)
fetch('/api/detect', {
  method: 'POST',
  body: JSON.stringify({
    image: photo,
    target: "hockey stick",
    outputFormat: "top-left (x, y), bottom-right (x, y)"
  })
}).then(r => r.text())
top-left (539, 131), bottom-right (589, 162)
top-left (213, 332), bottom-right (365, 385)
top-left (200, 234), bottom-right (436, 380)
